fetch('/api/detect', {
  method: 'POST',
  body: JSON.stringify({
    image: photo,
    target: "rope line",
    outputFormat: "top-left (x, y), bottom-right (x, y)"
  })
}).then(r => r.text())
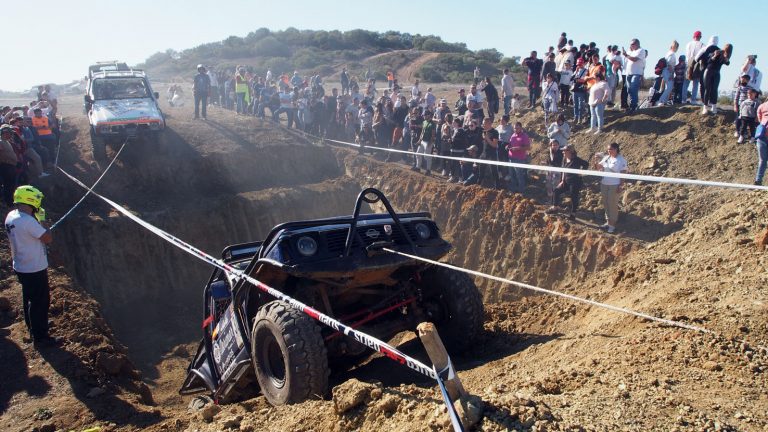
top-left (50, 138), bottom-right (130, 230)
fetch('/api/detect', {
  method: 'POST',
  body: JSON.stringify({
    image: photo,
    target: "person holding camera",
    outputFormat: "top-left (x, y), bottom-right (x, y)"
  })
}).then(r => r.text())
top-left (595, 142), bottom-right (628, 234)
top-left (742, 55), bottom-right (762, 93)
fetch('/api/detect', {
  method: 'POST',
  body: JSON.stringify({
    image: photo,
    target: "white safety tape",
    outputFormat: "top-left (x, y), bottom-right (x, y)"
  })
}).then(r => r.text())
top-left (56, 167), bottom-right (440, 381)
top-left (382, 247), bottom-right (712, 333)
top-left (323, 137), bottom-right (768, 191)
top-left (383, 247), bottom-right (768, 354)
top-left (51, 138), bottom-right (129, 230)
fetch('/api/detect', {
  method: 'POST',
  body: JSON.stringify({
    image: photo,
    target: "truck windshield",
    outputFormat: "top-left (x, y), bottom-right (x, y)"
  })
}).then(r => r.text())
top-left (92, 78), bottom-right (149, 100)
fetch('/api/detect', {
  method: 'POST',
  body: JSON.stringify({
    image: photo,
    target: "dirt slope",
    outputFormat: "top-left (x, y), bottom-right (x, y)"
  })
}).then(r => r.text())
top-left (1, 92), bottom-right (767, 432)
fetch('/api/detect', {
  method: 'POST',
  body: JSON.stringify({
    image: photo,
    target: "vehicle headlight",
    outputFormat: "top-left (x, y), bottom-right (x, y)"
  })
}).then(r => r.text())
top-left (414, 223), bottom-right (431, 240)
top-left (296, 236), bottom-right (318, 257)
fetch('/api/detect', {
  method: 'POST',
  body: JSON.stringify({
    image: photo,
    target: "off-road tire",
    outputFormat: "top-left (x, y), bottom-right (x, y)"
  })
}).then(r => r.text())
top-left (250, 300), bottom-right (329, 405)
top-left (419, 266), bottom-right (485, 352)
top-left (89, 127), bottom-right (106, 162)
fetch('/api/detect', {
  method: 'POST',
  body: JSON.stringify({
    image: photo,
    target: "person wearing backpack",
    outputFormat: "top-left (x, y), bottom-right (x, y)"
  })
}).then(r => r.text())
top-left (657, 41), bottom-right (679, 105)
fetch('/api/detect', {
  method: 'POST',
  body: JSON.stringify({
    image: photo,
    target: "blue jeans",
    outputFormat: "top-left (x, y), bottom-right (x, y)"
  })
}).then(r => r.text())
top-left (690, 79), bottom-right (700, 103)
top-left (628, 74), bottom-right (642, 109)
top-left (756, 139), bottom-right (768, 183)
top-left (503, 95), bottom-right (512, 115)
top-left (590, 104), bottom-right (605, 130)
top-left (658, 69), bottom-right (673, 104)
top-left (682, 79), bottom-right (689, 102)
top-left (573, 92), bottom-right (586, 121)
top-left (508, 157), bottom-right (527, 194)
top-left (236, 92), bottom-right (246, 113)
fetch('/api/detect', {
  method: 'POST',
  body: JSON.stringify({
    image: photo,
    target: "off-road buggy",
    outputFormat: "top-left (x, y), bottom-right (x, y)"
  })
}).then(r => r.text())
top-left (180, 188), bottom-right (484, 405)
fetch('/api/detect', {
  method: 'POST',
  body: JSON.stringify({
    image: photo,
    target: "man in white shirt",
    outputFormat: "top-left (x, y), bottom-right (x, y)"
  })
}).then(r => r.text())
top-left (501, 68), bottom-right (515, 115)
top-left (411, 79), bottom-right (420, 99)
top-left (742, 55), bottom-right (763, 93)
top-left (622, 39), bottom-right (646, 112)
top-left (594, 143), bottom-right (628, 233)
top-left (684, 31), bottom-right (705, 104)
top-left (5, 185), bottom-right (56, 346)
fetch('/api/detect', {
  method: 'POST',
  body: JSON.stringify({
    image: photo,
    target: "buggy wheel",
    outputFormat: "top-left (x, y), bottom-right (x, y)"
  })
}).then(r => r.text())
top-left (250, 300), bottom-right (329, 405)
top-left (419, 266), bottom-right (485, 352)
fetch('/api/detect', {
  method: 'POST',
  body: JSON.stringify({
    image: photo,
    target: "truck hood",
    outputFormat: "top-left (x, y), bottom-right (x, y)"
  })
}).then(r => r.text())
top-left (90, 98), bottom-right (163, 125)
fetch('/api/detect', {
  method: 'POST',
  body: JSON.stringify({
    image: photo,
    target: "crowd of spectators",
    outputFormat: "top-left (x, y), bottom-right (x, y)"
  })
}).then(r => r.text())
top-left (182, 29), bottom-right (768, 232)
top-left (0, 87), bottom-right (59, 207)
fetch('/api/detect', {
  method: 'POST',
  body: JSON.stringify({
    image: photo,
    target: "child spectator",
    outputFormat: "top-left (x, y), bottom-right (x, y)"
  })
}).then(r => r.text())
top-left (734, 74), bottom-right (753, 139)
top-left (738, 89), bottom-right (760, 144)
top-left (673, 55), bottom-right (687, 104)
top-left (541, 73), bottom-right (559, 120)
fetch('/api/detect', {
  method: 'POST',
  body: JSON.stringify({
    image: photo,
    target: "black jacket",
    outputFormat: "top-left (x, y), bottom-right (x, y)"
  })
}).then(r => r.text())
top-left (561, 156), bottom-right (589, 185)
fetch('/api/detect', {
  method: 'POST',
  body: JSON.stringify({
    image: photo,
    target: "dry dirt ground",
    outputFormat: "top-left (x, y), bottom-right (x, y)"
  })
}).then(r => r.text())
top-left (0, 87), bottom-right (766, 432)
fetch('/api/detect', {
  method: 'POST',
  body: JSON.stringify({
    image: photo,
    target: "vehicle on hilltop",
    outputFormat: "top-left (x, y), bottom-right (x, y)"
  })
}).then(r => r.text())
top-left (180, 188), bottom-right (484, 406)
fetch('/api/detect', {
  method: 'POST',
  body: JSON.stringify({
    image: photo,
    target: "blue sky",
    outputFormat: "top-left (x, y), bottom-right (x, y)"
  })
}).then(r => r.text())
top-left (3, 0), bottom-right (764, 92)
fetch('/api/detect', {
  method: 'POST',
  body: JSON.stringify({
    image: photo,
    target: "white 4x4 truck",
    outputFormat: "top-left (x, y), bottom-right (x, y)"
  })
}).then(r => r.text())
top-left (84, 69), bottom-right (165, 157)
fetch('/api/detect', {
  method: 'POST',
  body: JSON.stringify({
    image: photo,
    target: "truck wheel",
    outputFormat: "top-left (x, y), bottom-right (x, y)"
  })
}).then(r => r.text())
top-left (251, 300), bottom-right (329, 405)
top-left (419, 266), bottom-right (485, 352)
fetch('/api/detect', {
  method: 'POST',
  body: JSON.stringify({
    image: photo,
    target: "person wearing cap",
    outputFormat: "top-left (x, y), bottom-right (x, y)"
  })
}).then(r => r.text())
top-left (193, 65), bottom-right (211, 120)
top-left (5, 185), bottom-right (56, 347)
top-left (547, 144), bottom-right (589, 219)
top-left (685, 31), bottom-right (705, 104)
top-left (622, 39), bottom-right (646, 113)
top-left (455, 88), bottom-right (468, 116)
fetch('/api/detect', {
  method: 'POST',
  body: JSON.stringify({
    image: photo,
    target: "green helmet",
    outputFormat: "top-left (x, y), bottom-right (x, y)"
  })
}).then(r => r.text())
top-left (13, 185), bottom-right (43, 210)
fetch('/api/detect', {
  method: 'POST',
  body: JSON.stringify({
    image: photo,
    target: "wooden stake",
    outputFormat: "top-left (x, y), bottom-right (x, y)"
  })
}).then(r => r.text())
top-left (416, 322), bottom-right (467, 400)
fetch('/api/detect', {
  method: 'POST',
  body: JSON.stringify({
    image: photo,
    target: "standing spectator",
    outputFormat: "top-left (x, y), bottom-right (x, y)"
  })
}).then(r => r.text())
top-left (0, 126), bottom-right (18, 205)
top-left (388, 96), bottom-right (409, 161)
top-left (657, 41), bottom-right (679, 106)
top-left (234, 67), bottom-right (250, 114)
top-left (571, 59), bottom-right (589, 124)
top-left (701, 44), bottom-right (732, 115)
top-left (340, 68), bottom-right (350, 96)
top-left (622, 39), bottom-right (646, 113)
top-left (501, 69), bottom-right (515, 116)
top-left (674, 55), bottom-right (687, 104)
top-left (542, 54), bottom-right (557, 85)
top-left (557, 32), bottom-right (567, 50)
top-left (544, 139), bottom-right (564, 197)
top-left (208, 68), bottom-right (219, 106)
top-left (193, 65), bottom-right (211, 120)
top-left (408, 107), bottom-right (424, 167)
top-left (737, 89), bottom-right (759, 144)
top-left (506, 122), bottom-right (531, 194)
top-left (685, 31), bottom-right (705, 104)
top-left (413, 110), bottom-right (436, 175)
top-left (547, 113), bottom-right (571, 148)
top-left (559, 60), bottom-right (573, 107)
top-left (5, 185), bottom-right (55, 346)
top-left (595, 142), bottom-right (628, 233)
top-left (467, 85), bottom-right (484, 120)
top-left (481, 116), bottom-right (501, 188)
top-left (455, 88), bottom-right (468, 116)
top-left (30, 109), bottom-right (56, 159)
top-left (547, 144), bottom-right (589, 219)
top-left (754, 96), bottom-right (768, 185)
top-left (555, 47), bottom-right (574, 75)
top-left (473, 66), bottom-right (481, 84)
top-left (523, 51), bottom-right (544, 109)
top-left (734, 74), bottom-right (752, 138)
top-left (448, 117), bottom-right (468, 183)
top-left (387, 70), bottom-right (395, 89)
top-left (588, 74), bottom-right (609, 134)
top-left (424, 87), bottom-right (437, 110)
top-left (695, 36), bottom-right (720, 111)
top-left (496, 114), bottom-right (513, 180)
top-left (411, 79), bottom-right (421, 100)
top-left (741, 55), bottom-right (763, 93)
top-left (482, 77), bottom-right (500, 122)
top-left (541, 74), bottom-right (559, 121)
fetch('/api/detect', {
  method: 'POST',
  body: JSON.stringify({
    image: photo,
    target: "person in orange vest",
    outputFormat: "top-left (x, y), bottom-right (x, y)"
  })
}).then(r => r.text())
top-left (31, 109), bottom-right (57, 158)
top-left (387, 70), bottom-right (394, 89)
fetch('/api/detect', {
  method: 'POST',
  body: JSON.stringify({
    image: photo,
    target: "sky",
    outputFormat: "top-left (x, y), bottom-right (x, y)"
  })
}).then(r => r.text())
top-left (3, 0), bottom-right (765, 93)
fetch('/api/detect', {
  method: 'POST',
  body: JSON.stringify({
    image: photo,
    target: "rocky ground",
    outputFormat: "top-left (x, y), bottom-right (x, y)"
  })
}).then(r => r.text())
top-left (0, 88), bottom-right (766, 431)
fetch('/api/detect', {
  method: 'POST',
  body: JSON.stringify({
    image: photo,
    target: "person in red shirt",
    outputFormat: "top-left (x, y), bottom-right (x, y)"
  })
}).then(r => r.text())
top-left (506, 122), bottom-right (531, 194)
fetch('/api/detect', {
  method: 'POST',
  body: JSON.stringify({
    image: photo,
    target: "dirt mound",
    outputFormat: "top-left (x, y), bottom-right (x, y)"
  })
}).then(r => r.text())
top-left (3, 92), bottom-right (767, 431)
